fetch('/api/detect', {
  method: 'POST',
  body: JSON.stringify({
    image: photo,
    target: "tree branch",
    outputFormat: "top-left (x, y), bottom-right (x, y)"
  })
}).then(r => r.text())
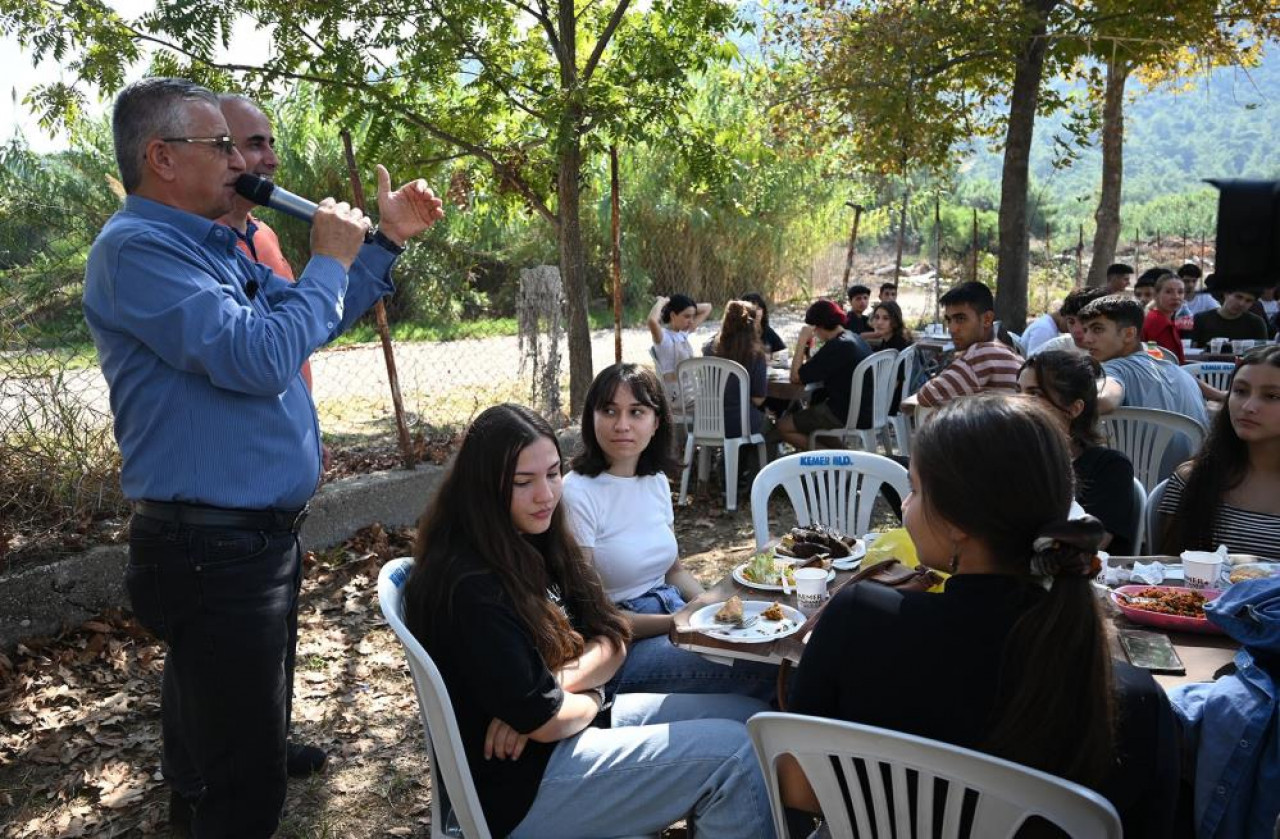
top-left (582, 0), bottom-right (632, 82)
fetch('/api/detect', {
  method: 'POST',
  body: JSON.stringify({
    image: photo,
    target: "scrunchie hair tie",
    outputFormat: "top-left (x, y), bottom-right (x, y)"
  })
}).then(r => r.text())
top-left (1030, 516), bottom-right (1107, 579)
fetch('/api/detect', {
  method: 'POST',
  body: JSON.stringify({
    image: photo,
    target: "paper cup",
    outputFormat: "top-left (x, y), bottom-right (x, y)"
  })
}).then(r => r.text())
top-left (794, 567), bottom-right (829, 609)
top-left (1180, 339), bottom-right (1192, 351)
top-left (1209, 338), bottom-right (1227, 355)
top-left (1181, 551), bottom-right (1224, 589)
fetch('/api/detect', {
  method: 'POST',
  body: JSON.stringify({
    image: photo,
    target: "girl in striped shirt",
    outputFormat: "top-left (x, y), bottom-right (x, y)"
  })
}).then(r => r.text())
top-left (1157, 345), bottom-right (1280, 560)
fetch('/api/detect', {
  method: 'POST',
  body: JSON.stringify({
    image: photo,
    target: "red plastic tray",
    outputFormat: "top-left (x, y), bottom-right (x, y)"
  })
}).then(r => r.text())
top-left (1110, 585), bottom-right (1224, 635)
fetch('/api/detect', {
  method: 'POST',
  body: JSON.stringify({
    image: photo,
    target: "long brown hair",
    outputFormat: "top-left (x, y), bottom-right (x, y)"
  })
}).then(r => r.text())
top-left (912, 395), bottom-right (1115, 788)
top-left (404, 404), bottom-right (629, 669)
top-left (710, 300), bottom-right (764, 368)
top-left (1160, 345), bottom-right (1280, 553)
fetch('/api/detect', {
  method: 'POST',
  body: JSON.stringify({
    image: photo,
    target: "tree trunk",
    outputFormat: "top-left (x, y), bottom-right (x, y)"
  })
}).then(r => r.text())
top-left (556, 0), bottom-right (592, 416)
top-left (995, 0), bottom-right (1059, 329)
top-left (1087, 55), bottom-right (1128, 288)
top-left (558, 137), bottom-right (593, 416)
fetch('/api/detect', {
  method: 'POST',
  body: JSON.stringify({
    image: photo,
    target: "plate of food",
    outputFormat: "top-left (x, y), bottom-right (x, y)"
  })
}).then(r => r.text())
top-left (733, 552), bottom-right (835, 591)
top-left (776, 525), bottom-right (866, 571)
top-left (1110, 585), bottom-right (1224, 635)
top-left (1226, 562), bottom-right (1280, 585)
top-left (687, 597), bottom-right (805, 643)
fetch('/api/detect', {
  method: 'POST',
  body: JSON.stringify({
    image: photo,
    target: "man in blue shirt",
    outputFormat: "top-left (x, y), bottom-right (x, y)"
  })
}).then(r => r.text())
top-left (84, 77), bottom-right (444, 837)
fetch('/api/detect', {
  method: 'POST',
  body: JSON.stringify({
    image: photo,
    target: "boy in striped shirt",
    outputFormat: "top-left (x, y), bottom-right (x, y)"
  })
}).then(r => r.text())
top-left (914, 282), bottom-right (1023, 408)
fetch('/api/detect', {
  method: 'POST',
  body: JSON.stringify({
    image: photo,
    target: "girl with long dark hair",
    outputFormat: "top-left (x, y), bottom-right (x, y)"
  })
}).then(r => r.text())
top-left (707, 299), bottom-right (768, 438)
top-left (740, 291), bottom-right (787, 355)
top-left (1018, 350), bottom-right (1138, 554)
top-left (404, 403), bottom-right (774, 838)
top-left (783, 395), bottom-right (1178, 836)
top-left (1157, 345), bottom-right (1280, 559)
top-left (563, 364), bottom-right (777, 701)
top-left (866, 300), bottom-right (913, 351)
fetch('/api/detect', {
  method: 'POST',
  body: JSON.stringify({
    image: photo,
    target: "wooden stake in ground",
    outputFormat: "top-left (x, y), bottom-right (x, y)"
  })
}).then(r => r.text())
top-left (971, 208), bottom-right (979, 282)
top-left (611, 147), bottom-right (623, 364)
top-left (840, 202), bottom-right (865, 291)
top-left (893, 183), bottom-right (910, 291)
top-left (340, 130), bottom-right (416, 470)
top-left (1076, 224), bottom-right (1083, 286)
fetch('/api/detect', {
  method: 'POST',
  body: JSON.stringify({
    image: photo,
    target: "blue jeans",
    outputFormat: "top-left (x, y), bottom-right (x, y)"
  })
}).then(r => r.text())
top-left (609, 584), bottom-right (779, 704)
top-left (126, 514), bottom-right (302, 838)
top-left (509, 693), bottom-right (777, 839)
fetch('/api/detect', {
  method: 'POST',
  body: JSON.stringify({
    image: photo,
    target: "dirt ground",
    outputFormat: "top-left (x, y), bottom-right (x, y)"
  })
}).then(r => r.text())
top-left (0, 477), bottom-right (898, 839)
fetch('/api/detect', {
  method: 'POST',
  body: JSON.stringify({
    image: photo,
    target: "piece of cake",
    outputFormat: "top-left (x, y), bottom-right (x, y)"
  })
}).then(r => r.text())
top-left (714, 595), bottom-right (744, 624)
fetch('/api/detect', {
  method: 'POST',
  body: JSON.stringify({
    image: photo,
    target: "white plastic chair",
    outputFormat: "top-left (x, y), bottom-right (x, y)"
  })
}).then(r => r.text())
top-left (1129, 476), bottom-right (1147, 554)
top-left (1182, 361), bottom-right (1236, 392)
top-left (809, 349), bottom-right (897, 452)
top-left (1146, 478), bottom-right (1170, 555)
top-left (749, 450), bottom-right (909, 550)
top-left (378, 557), bottom-right (492, 839)
top-left (747, 712), bottom-right (1123, 839)
top-left (1101, 406), bottom-right (1207, 493)
top-left (887, 345), bottom-right (917, 457)
top-left (676, 357), bottom-right (768, 512)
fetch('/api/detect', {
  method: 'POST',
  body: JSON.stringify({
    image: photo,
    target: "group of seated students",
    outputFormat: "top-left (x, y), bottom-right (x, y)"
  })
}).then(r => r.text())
top-left (1100, 261), bottom-right (1278, 361)
top-left (395, 375), bottom-right (1198, 837)
top-left (400, 279), bottom-right (1279, 834)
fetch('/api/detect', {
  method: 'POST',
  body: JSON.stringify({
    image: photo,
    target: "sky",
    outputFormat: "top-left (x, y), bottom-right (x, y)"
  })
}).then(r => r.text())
top-left (1, 0), bottom-right (272, 153)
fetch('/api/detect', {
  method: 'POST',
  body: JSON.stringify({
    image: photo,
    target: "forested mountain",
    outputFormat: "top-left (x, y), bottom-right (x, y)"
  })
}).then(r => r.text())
top-left (962, 49), bottom-right (1280, 236)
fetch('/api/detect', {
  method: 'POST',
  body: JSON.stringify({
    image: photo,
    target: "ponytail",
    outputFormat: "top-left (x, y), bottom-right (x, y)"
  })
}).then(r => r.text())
top-left (983, 517), bottom-right (1115, 788)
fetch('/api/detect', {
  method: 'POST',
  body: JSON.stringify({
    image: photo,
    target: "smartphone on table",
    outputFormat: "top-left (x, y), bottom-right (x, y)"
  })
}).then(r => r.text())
top-left (1119, 630), bottom-right (1185, 675)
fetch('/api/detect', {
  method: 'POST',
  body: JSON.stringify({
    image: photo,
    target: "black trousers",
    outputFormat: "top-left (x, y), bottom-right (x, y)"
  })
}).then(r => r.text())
top-left (127, 513), bottom-right (302, 838)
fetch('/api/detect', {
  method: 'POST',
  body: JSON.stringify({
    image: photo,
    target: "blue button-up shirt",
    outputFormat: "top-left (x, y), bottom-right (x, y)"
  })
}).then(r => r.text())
top-left (83, 195), bottom-right (396, 509)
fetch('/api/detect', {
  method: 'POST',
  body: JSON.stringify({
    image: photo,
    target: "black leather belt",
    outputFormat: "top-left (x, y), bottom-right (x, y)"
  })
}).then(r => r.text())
top-left (132, 500), bottom-right (309, 533)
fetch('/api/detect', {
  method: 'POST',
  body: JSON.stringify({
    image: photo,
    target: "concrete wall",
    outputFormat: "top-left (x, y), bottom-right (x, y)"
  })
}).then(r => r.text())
top-left (0, 463), bottom-right (448, 649)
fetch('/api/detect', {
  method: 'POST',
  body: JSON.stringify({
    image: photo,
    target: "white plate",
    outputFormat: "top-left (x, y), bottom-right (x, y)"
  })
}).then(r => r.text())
top-left (733, 563), bottom-right (836, 591)
top-left (688, 601), bottom-right (806, 644)
top-left (830, 539), bottom-right (867, 570)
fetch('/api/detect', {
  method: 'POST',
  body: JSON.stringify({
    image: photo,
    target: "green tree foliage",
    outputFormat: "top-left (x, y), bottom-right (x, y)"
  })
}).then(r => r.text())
top-left (1, 0), bottom-right (741, 410)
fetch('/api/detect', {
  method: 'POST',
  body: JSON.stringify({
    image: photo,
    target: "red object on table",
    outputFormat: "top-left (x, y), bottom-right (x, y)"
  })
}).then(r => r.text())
top-left (1110, 585), bottom-right (1224, 636)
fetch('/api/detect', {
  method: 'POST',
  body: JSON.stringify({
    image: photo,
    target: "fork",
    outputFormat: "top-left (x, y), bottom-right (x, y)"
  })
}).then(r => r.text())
top-left (729, 615), bottom-right (760, 630)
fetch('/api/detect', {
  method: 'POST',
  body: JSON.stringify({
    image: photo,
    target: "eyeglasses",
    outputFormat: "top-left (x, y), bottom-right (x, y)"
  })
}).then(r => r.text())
top-left (162, 135), bottom-right (238, 155)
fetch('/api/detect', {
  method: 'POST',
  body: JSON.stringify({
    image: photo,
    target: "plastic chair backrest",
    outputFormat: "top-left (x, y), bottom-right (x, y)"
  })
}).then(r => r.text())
top-left (378, 558), bottom-right (491, 839)
top-left (1182, 361), bottom-right (1236, 392)
top-left (1146, 478), bottom-right (1169, 555)
top-left (749, 450), bottom-right (910, 549)
top-left (1130, 476), bottom-right (1147, 554)
top-left (889, 344), bottom-right (917, 400)
top-left (1101, 407), bottom-right (1207, 492)
top-left (677, 356), bottom-right (754, 443)
top-left (748, 713), bottom-right (1122, 839)
top-left (863, 349), bottom-right (899, 431)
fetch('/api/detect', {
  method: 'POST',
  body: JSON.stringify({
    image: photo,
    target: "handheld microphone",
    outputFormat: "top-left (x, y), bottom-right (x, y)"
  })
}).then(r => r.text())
top-left (234, 174), bottom-right (373, 242)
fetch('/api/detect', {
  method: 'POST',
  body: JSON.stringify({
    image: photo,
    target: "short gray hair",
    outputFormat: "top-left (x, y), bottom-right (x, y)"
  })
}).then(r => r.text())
top-left (112, 77), bottom-right (220, 193)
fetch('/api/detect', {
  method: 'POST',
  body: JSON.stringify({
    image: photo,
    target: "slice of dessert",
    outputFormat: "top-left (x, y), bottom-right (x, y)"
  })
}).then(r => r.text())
top-left (714, 595), bottom-right (744, 624)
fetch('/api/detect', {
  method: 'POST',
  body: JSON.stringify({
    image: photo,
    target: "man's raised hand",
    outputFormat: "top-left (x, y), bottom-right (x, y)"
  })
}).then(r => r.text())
top-left (375, 164), bottom-right (445, 246)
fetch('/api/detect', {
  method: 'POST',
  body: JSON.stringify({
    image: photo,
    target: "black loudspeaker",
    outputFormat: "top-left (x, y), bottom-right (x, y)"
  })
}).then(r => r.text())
top-left (1205, 179), bottom-right (1280, 292)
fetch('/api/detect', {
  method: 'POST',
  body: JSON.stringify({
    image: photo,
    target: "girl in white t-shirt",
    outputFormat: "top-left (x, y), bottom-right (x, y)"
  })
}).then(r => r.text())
top-left (647, 294), bottom-right (712, 408)
top-left (563, 363), bottom-right (776, 701)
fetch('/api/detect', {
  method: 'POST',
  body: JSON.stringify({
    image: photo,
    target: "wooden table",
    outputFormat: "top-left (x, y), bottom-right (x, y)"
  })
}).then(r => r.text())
top-left (672, 554), bottom-right (1241, 699)
top-left (767, 368), bottom-right (809, 403)
top-left (1103, 555), bottom-right (1240, 689)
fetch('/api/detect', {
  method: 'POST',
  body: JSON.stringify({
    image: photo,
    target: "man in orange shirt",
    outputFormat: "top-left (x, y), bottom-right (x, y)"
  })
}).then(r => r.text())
top-left (217, 95), bottom-right (314, 389)
top-left (215, 93), bottom-right (327, 782)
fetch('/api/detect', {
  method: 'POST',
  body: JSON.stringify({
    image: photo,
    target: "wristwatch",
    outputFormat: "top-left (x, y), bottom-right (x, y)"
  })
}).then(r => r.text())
top-left (371, 227), bottom-right (406, 255)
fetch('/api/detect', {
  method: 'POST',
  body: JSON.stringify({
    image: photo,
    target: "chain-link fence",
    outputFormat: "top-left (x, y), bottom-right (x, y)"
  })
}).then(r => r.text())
top-left (1, 172), bottom-right (1221, 570)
